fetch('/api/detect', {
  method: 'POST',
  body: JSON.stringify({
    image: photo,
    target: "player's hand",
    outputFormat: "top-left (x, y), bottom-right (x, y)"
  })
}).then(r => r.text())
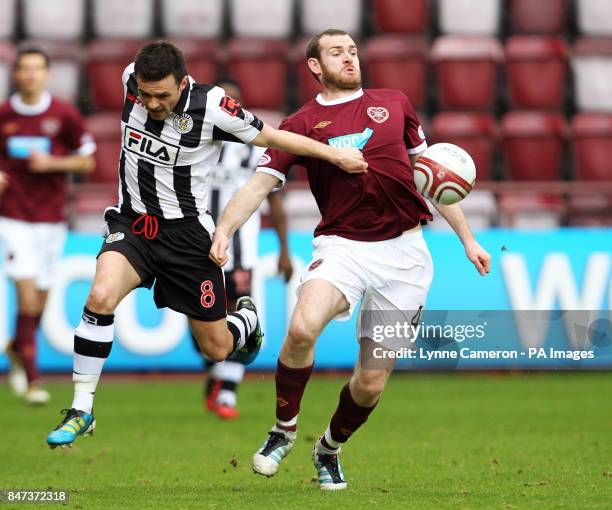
top-left (464, 238), bottom-right (491, 276)
top-left (0, 171), bottom-right (9, 194)
top-left (277, 250), bottom-right (293, 282)
top-left (28, 151), bottom-right (53, 173)
top-left (330, 147), bottom-right (368, 174)
top-left (209, 229), bottom-right (230, 267)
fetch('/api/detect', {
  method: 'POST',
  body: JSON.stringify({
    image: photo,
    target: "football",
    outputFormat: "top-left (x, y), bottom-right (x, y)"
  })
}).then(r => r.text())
top-left (413, 143), bottom-right (476, 205)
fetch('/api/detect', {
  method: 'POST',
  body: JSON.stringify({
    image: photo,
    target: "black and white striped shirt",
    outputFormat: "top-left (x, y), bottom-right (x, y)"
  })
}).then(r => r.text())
top-left (117, 63), bottom-right (263, 220)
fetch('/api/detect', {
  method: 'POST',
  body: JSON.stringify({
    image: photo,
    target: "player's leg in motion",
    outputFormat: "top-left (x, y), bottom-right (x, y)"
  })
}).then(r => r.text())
top-left (46, 252), bottom-right (141, 448)
top-left (252, 279), bottom-right (349, 477)
top-left (189, 294), bottom-right (263, 367)
top-left (9, 279), bottom-right (49, 404)
top-left (313, 356), bottom-right (394, 490)
top-left (203, 270), bottom-right (251, 419)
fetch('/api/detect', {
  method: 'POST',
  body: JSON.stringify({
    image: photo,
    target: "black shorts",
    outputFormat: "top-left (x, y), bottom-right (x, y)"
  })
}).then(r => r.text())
top-left (99, 208), bottom-right (226, 321)
top-left (225, 268), bottom-right (253, 303)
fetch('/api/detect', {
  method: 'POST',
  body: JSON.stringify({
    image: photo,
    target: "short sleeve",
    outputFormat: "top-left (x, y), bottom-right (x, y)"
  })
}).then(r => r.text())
top-left (209, 86), bottom-right (263, 144)
top-left (61, 104), bottom-right (96, 156)
top-left (255, 117), bottom-right (300, 186)
top-left (403, 94), bottom-right (427, 155)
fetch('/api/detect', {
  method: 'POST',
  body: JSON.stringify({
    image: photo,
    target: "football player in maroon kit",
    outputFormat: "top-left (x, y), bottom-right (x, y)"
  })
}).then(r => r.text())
top-left (0, 47), bottom-right (96, 405)
top-left (210, 29), bottom-right (491, 490)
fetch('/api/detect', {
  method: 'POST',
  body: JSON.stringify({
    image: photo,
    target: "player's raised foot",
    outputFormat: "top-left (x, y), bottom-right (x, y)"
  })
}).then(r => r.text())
top-left (24, 383), bottom-right (50, 405)
top-left (252, 428), bottom-right (296, 477)
top-left (313, 446), bottom-right (347, 491)
top-left (216, 403), bottom-right (239, 420)
top-left (46, 408), bottom-right (95, 449)
top-left (227, 296), bottom-right (263, 365)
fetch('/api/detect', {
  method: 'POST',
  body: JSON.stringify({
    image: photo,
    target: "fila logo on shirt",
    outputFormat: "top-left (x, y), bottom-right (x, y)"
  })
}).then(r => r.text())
top-left (124, 126), bottom-right (180, 166)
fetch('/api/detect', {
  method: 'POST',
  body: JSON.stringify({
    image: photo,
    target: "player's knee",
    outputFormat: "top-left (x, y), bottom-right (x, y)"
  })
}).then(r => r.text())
top-left (86, 283), bottom-right (119, 315)
top-left (352, 373), bottom-right (386, 402)
top-left (195, 331), bottom-right (232, 362)
top-left (287, 315), bottom-right (318, 351)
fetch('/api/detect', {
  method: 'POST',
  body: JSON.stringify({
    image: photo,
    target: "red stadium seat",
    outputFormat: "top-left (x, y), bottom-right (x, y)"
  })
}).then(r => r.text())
top-left (506, 36), bottom-right (568, 109)
top-left (86, 112), bottom-right (121, 184)
top-left (227, 39), bottom-right (289, 109)
top-left (501, 111), bottom-right (567, 180)
top-left (0, 0), bottom-right (17, 39)
top-left (571, 113), bottom-right (612, 180)
top-left (22, 0), bottom-right (85, 40)
top-left (160, 0), bottom-right (224, 38)
top-left (87, 39), bottom-right (144, 111)
top-left (300, 0), bottom-right (363, 37)
top-left (230, 0), bottom-right (294, 38)
top-left (92, 0), bottom-right (154, 39)
top-left (430, 112), bottom-right (498, 181)
top-left (372, 0), bottom-right (430, 34)
top-left (21, 40), bottom-right (83, 103)
top-left (577, 0), bottom-right (612, 36)
top-left (364, 36), bottom-right (428, 110)
top-left (508, 0), bottom-right (568, 34)
top-left (432, 36), bottom-right (504, 110)
top-left (572, 38), bottom-right (612, 112)
top-left (293, 37), bottom-right (323, 106)
top-left (169, 39), bottom-right (220, 84)
top-left (0, 42), bottom-right (15, 102)
top-left (438, 0), bottom-right (501, 35)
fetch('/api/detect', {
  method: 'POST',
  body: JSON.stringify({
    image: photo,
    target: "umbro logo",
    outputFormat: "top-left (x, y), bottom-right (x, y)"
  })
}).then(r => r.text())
top-left (314, 121), bottom-right (332, 129)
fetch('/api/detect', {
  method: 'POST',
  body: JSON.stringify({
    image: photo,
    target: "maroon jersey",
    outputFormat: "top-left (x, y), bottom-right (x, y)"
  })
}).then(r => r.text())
top-left (0, 92), bottom-right (95, 222)
top-left (257, 89), bottom-right (432, 241)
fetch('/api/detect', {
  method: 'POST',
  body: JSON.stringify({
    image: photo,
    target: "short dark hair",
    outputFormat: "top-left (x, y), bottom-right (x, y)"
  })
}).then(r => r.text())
top-left (14, 47), bottom-right (50, 69)
top-left (305, 29), bottom-right (350, 61)
top-left (134, 41), bottom-right (187, 84)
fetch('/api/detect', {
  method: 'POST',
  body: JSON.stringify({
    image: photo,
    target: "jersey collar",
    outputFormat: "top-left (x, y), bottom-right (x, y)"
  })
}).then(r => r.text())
top-left (316, 88), bottom-right (363, 106)
top-left (10, 91), bottom-right (52, 116)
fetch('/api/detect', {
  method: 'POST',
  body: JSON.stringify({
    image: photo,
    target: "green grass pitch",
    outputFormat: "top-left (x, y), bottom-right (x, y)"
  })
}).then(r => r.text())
top-left (1, 372), bottom-right (611, 509)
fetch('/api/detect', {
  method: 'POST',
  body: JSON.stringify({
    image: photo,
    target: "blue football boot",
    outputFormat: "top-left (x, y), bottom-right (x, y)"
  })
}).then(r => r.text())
top-left (47, 408), bottom-right (95, 449)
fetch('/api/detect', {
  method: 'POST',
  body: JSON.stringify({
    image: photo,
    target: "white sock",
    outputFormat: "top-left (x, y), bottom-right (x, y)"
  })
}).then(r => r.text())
top-left (316, 427), bottom-right (340, 454)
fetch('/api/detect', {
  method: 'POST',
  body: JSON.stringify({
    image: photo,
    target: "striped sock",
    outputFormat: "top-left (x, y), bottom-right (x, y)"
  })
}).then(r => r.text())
top-left (227, 309), bottom-right (256, 351)
top-left (71, 307), bottom-right (114, 413)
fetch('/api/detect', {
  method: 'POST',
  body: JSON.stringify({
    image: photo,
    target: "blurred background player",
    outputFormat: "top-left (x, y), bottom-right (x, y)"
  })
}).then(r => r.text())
top-left (0, 47), bottom-right (96, 405)
top-left (192, 77), bottom-right (293, 420)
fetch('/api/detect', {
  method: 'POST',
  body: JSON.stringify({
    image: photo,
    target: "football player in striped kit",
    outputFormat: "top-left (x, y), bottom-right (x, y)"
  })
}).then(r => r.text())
top-left (194, 78), bottom-right (293, 420)
top-left (45, 41), bottom-right (366, 449)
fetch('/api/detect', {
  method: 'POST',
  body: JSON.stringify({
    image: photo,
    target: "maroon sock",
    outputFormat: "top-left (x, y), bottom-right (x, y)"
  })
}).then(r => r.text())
top-left (14, 313), bottom-right (40, 383)
top-left (275, 360), bottom-right (313, 432)
top-left (328, 383), bottom-right (378, 444)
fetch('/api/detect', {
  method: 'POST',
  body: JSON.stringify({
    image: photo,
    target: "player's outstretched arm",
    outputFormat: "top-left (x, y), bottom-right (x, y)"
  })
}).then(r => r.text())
top-left (251, 124), bottom-right (368, 175)
top-left (28, 152), bottom-right (95, 174)
top-left (433, 202), bottom-right (491, 276)
top-left (209, 172), bottom-right (279, 267)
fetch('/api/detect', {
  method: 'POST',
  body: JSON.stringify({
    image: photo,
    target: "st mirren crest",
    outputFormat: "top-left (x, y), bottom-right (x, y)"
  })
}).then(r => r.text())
top-left (173, 113), bottom-right (194, 134)
top-left (367, 106), bottom-right (389, 124)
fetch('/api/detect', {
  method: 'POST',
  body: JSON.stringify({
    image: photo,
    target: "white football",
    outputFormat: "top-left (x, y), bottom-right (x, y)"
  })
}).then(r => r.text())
top-left (413, 143), bottom-right (476, 205)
